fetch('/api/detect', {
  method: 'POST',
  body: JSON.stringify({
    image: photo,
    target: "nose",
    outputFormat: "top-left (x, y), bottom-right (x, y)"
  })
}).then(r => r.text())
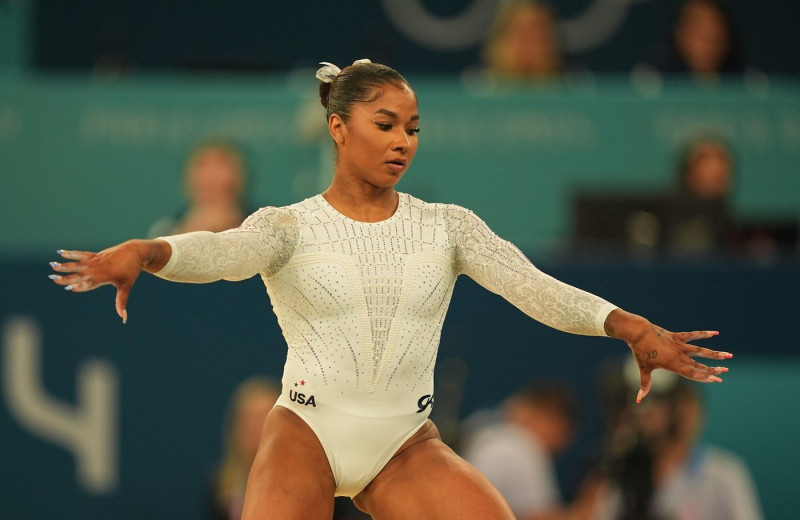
top-left (391, 129), bottom-right (411, 152)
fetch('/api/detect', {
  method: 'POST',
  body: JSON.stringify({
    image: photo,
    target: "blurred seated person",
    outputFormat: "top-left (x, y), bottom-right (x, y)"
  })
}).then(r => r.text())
top-left (460, 380), bottom-right (599, 520)
top-left (676, 134), bottom-right (733, 202)
top-left (148, 140), bottom-right (250, 237)
top-left (676, 135), bottom-right (800, 259)
top-left (661, 134), bottom-right (736, 255)
top-left (571, 134), bottom-right (735, 257)
top-left (574, 133), bottom-right (796, 258)
top-left (634, 0), bottom-right (755, 86)
top-left (471, 0), bottom-right (566, 85)
top-left (208, 377), bottom-right (279, 520)
top-left (591, 361), bottom-right (764, 520)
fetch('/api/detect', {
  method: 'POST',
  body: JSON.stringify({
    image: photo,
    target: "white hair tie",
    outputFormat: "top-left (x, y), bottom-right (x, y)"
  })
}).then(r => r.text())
top-left (315, 59), bottom-right (372, 83)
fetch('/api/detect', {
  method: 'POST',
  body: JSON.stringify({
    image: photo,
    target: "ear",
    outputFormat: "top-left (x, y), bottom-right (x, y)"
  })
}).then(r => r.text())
top-left (328, 114), bottom-right (346, 145)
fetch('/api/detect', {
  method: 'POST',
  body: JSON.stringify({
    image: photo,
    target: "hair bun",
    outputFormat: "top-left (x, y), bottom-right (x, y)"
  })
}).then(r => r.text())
top-left (319, 82), bottom-right (332, 109)
top-left (316, 62), bottom-right (341, 84)
top-left (316, 59), bottom-right (372, 111)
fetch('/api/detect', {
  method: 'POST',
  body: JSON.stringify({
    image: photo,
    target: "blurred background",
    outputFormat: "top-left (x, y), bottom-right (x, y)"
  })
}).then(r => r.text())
top-left (1, 0), bottom-right (798, 519)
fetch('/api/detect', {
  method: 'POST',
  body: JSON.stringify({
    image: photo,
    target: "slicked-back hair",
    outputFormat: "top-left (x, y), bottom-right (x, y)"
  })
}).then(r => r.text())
top-left (318, 62), bottom-right (412, 123)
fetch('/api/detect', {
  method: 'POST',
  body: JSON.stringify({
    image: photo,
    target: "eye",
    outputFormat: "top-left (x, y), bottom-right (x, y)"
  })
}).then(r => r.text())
top-left (406, 127), bottom-right (421, 136)
top-left (375, 122), bottom-right (392, 131)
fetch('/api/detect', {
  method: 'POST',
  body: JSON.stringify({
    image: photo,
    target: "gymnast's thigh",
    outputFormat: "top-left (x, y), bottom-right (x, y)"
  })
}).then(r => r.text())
top-left (241, 406), bottom-right (336, 520)
top-left (353, 421), bottom-right (515, 520)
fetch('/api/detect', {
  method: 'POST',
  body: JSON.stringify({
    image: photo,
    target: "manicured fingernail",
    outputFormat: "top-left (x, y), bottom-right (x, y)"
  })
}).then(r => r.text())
top-left (49, 262), bottom-right (60, 268)
top-left (122, 310), bottom-right (128, 325)
top-left (720, 367), bottom-right (729, 373)
top-left (636, 390), bottom-right (643, 404)
top-left (710, 376), bottom-right (723, 383)
top-left (723, 352), bottom-right (733, 359)
top-left (48, 274), bottom-right (61, 280)
top-left (56, 249), bottom-right (65, 255)
top-left (712, 331), bottom-right (720, 336)
top-left (64, 285), bottom-right (73, 291)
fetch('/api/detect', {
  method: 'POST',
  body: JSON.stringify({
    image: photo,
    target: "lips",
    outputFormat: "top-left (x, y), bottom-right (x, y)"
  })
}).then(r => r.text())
top-left (385, 158), bottom-right (407, 173)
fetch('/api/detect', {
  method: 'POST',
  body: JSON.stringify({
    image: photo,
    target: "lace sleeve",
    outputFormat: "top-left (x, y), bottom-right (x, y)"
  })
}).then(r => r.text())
top-left (153, 206), bottom-right (298, 283)
top-left (447, 206), bottom-right (616, 336)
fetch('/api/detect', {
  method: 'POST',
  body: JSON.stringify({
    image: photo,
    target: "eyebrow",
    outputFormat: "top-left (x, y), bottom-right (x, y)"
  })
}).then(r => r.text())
top-left (374, 108), bottom-right (420, 121)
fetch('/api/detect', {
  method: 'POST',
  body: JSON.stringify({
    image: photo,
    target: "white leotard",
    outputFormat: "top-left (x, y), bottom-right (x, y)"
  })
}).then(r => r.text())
top-left (155, 193), bottom-right (616, 496)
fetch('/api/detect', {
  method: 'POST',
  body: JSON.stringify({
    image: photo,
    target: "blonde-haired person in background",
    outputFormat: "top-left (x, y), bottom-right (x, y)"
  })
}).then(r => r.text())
top-left (480, 0), bottom-right (564, 83)
top-left (148, 140), bottom-right (250, 238)
top-left (209, 377), bottom-right (280, 520)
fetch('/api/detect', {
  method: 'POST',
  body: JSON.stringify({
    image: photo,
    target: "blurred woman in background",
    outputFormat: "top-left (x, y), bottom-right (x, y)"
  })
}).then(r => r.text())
top-left (209, 377), bottom-right (280, 520)
top-left (635, 0), bottom-right (752, 85)
top-left (148, 140), bottom-right (250, 237)
top-left (480, 0), bottom-right (564, 82)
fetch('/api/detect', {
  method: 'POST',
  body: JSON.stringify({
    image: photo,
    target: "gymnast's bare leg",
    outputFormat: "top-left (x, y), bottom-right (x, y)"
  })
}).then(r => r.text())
top-left (353, 421), bottom-right (516, 520)
top-left (241, 406), bottom-right (336, 520)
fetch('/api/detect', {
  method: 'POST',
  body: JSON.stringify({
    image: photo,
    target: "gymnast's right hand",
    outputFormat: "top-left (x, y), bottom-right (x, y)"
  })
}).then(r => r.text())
top-left (49, 239), bottom-right (171, 323)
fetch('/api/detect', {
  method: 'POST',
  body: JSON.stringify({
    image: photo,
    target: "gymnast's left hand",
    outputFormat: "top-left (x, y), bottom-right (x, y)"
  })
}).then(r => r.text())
top-left (604, 308), bottom-right (732, 403)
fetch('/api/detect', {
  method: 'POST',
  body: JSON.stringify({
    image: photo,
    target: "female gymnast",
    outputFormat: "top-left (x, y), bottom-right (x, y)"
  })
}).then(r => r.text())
top-left (50, 59), bottom-right (730, 520)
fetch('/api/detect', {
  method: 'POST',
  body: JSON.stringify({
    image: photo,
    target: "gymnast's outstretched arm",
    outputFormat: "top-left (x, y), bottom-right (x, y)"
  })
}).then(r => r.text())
top-left (50, 206), bottom-right (297, 323)
top-left (448, 205), bottom-right (731, 402)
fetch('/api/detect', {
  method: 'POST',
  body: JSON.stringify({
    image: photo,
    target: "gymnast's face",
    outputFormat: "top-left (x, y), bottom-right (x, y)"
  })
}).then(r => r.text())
top-left (332, 83), bottom-right (420, 189)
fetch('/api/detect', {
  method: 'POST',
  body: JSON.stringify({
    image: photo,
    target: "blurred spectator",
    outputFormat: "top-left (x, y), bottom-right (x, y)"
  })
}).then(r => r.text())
top-left (472, 0), bottom-right (567, 84)
top-left (208, 377), bottom-right (279, 520)
top-left (460, 380), bottom-right (599, 520)
top-left (666, 133), bottom-right (798, 259)
top-left (590, 362), bottom-right (764, 520)
top-left (570, 134), bottom-right (736, 258)
top-left (635, 0), bottom-right (759, 86)
top-left (148, 140), bottom-right (250, 237)
top-left (572, 132), bottom-right (797, 259)
top-left (661, 134), bottom-right (736, 255)
top-left (676, 134), bottom-right (734, 202)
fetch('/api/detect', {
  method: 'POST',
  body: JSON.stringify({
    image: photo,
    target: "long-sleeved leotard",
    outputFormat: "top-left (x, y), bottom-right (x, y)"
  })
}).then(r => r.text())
top-left (155, 193), bottom-right (617, 496)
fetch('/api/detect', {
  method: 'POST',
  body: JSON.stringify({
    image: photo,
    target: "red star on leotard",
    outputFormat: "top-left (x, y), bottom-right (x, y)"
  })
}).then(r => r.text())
top-left (300, 380), bottom-right (306, 386)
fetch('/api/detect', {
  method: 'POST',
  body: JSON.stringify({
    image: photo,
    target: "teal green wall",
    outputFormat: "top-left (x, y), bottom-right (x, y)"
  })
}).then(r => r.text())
top-left (1, 75), bottom-right (798, 256)
top-left (704, 359), bottom-right (800, 520)
top-left (0, 1), bottom-right (31, 72)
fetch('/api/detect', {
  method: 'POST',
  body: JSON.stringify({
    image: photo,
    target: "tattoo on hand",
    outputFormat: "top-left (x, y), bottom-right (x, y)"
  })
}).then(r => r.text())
top-left (646, 350), bottom-right (658, 361)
